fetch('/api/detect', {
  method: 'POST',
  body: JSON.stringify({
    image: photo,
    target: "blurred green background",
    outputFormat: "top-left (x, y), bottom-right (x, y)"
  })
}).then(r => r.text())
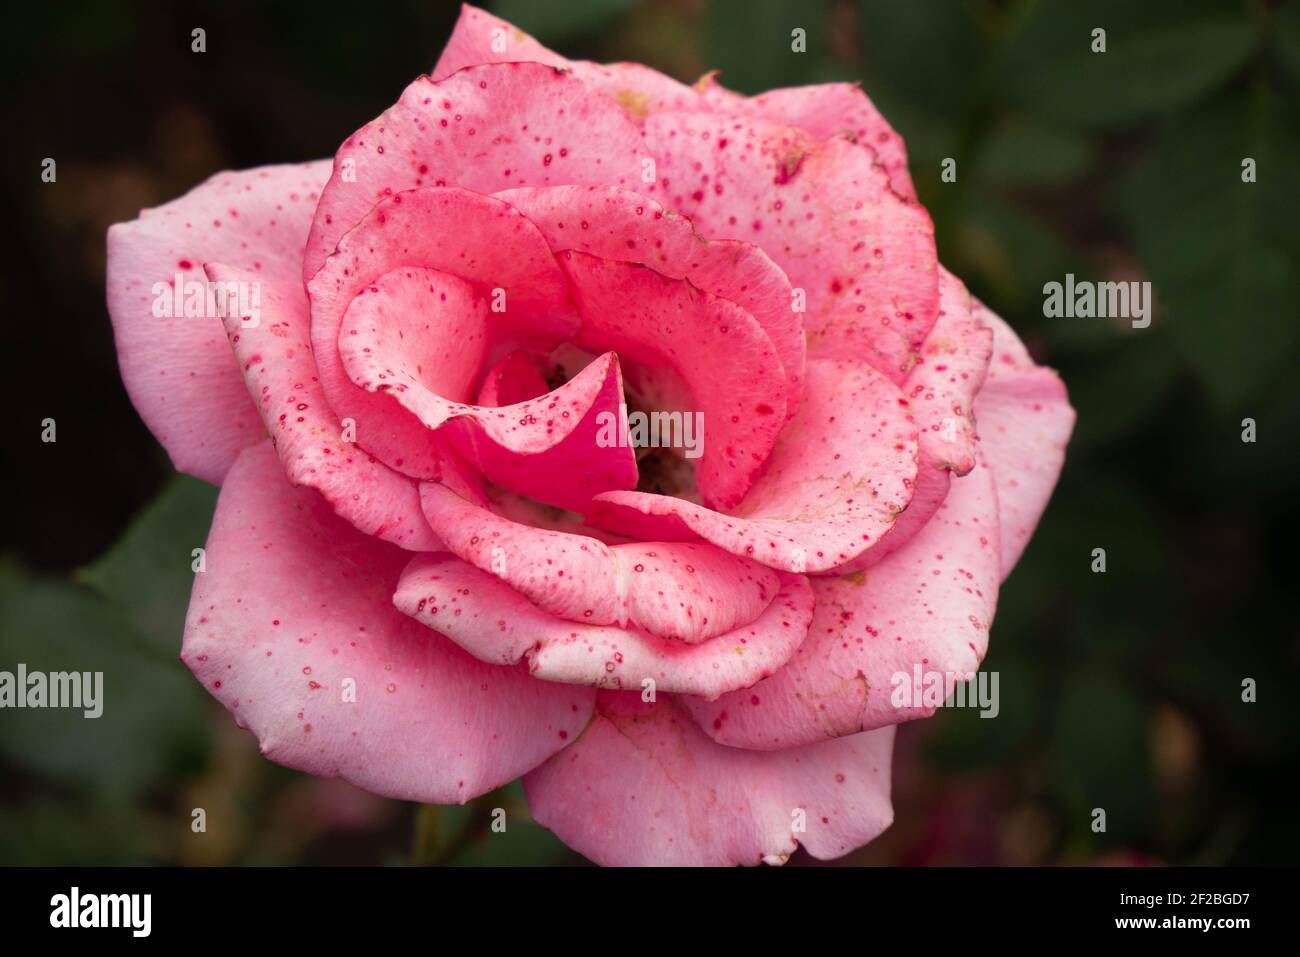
top-left (2, 0), bottom-right (1299, 865)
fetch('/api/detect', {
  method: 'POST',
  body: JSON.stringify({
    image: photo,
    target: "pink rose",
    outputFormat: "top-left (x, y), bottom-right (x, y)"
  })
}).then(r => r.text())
top-left (106, 5), bottom-right (1073, 866)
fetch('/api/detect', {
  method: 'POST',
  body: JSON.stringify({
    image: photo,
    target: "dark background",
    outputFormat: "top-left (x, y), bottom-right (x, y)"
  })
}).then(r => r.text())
top-left (2, 0), bottom-right (1298, 865)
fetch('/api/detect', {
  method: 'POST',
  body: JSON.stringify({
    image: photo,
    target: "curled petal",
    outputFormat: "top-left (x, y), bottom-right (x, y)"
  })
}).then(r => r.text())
top-left (476, 350), bottom-right (550, 405)
top-left (684, 457), bottom-right (1001, 750)
top-left (587, 358), bottom-right (918, 573)
top-left (419, 482), bottom-right (784, 644)
top-left (394, 552), bottom-right (811, 700)
top-left (642, 112), bottom-right (938, 381)
top-left (106, 160), bottom-right (330, 483)
top-left (309, 186), bottom-right (641, 508)
top-left (436, 5), bottom-right (913, 205)
top-left (305, 62), bottom-right (647, 279)
top-left (498, 184), bottom-right (805, 419)
top-left (207, 263), bottom-right (438, 550)
top-left (834, 268), bottom-right (992, 572)
top-left (697, 77), bottom-right (915, 201)
top-left (524, 693), bottom-right (895, 866)
top-left (183, 441), bottom-right (594, 804)
top-left (561, 251), bottom-right (788, 510)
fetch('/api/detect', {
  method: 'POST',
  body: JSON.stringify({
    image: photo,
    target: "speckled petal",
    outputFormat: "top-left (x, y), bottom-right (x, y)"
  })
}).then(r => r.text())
top-left (833, 268), bottom-right (992, 573)
top-left (499, 184), bottom-right (805, 420)
top-left (683, 457), bottom-right (1001, 750)
top-left (641, 112), bottom-right (938, 382)
top-left (308, 186), bottom-right (578, 482)
top-left (586, 358), bottom-right (917, 573)
top-left (972, 299), bottom-right (1075, 579)
top-left (207, 262), bottom-right (438, 550)
top-left (394, 552), bottom-right (811, 699)
top-left (305, 62), bottom-right (647, 280)
top-left (697, 76), bottom-right (915, 201)
top-left (524, 692), bottom-right (895, 866)
top-left (420, 480), bottom-right (782, 642)
top-left (560, 251), bottom-right (788, 510)
top-left (183, 441), bottom-right (594, 804)
top-left (106, 160), bottom-right (330, 483)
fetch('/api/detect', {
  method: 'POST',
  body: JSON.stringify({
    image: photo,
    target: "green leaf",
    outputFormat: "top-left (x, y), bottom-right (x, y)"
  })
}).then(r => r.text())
top-left (995, 0), bottom-right (1256, 128)
top-left (78, 475), bottom-right (217, 657)
top-left (972, 119), bottom-right (1092, 187)
top-left (1273, 1), bottom-right (1300, 83)
top-left (0, 568), bottom-right (209, 801)
top-left (1116, 89), bottom-right (1300, 409)
top-left (949, 192), bottom-right (1076, 312)
top-left (1055, 676), bottom-right (1154, 842)
top-left (1064, 330), bottom-right (1181, 451)
top-left (855, 0), bottom-right (985, 118)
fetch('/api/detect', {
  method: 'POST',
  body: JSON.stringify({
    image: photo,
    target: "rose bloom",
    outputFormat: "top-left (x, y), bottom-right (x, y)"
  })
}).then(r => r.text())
top-left (106, 5), bottom-right (1072, 866)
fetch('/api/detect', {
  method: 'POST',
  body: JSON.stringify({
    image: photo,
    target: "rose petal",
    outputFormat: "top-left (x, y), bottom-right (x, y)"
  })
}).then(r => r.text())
top-left (336, 259), bottom-right (636, 508)
top-left (419, 482), bottom-right (782, 643)
top-left (560, 251), bottom-right (788, 510)
top-left (683, 457), bottom-right (1001, 750)
top-left (433, 4), bottom-right (569, 77)
top-left (183, 441), bottom-right (594, 804)
top-left (305, 62), bottom-right (647, 280)
top-left (307, 186), bottom-right (598, 490)
top-left (433, 5), bottom-right (701, 120)
top-left (207, 262), bottom-right (439, 550)
top-left (106, 160), bottom-right (330, 483)
top-left (642, 112), bottom-right (938, 381)
top-left (394, 552), bottom-right (811, 699)
top-left (339, 265), bottom-right (488, 408)
top-left (832, 268), bottom-right (992, 572)
top-left (419, 480), bottom-right (622, 624)
top-left (698, 76), bottom-right (915, 201)
top-left (498, 184), bottom-right (806, 419)
top-left (476, 350), bottom-right (550, 405)
top-left (435, 4), bottom-right (913, 209)
top-left (972, 299), bottom-right (1075, 579)
top-left (524, 692), bottom-right (895, 866)
top-left (587, 357), bottom-right (918, 573)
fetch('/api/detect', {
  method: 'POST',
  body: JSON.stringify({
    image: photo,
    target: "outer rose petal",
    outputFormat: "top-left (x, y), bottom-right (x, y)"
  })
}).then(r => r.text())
top-left (524, 693), bottom-right (895, 866)
top-left (106, 160), bottom-right (330, 483)
top-left (697, 77), bottom-right (916, 201)
top-left (587, 358), bottom-right (918, 573)
top-left (832, 268), bottom-right (992, 573)
top-left (642, 112), bottom-right (938, 382)
top-left (183, 441), bottom-right (594, 804)
top-left (207, 263), bottom-right (439, 550)
top-left (433, 5), bottom-right (701, 119)
top-left (433, 4), bottom-right (569, 77)
top-left (497, 185), bottom-right (806, 420)
top-left (305, 62), bottom-right (647, 280)
top-left (394, 553), bottom-right (811, 700)
top-left (972, 299), bottom-right (1075, 579)
top-left (437, 7), bottom-right (914, 204)
top-left (684, 458), bottom-right (1001, 750)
